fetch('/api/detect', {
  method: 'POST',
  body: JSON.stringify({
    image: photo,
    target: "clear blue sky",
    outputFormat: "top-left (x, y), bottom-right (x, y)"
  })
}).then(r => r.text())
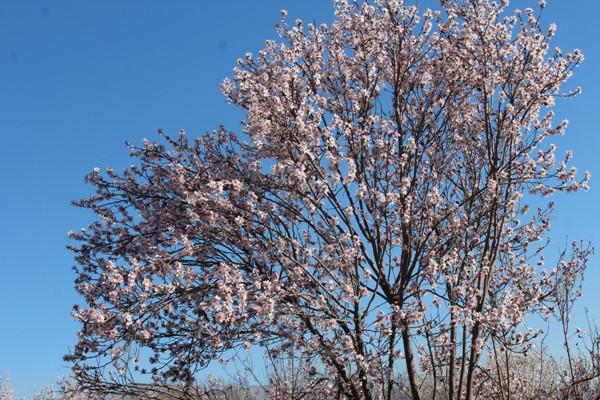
top-left (0, 1), bottom-right (598, 397)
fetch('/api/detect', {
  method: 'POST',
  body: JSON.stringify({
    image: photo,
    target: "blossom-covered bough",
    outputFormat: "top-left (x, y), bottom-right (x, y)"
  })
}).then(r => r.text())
top-left (66, 0), bottom-right (594, 399)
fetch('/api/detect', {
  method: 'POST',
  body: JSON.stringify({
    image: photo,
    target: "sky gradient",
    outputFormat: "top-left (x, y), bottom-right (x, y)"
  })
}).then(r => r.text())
top-left (1, 1), bottom-right (598, 397)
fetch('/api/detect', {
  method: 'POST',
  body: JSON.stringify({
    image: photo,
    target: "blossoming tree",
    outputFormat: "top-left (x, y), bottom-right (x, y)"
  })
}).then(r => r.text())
top-left (66, 0), bottom-right (592, 399)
